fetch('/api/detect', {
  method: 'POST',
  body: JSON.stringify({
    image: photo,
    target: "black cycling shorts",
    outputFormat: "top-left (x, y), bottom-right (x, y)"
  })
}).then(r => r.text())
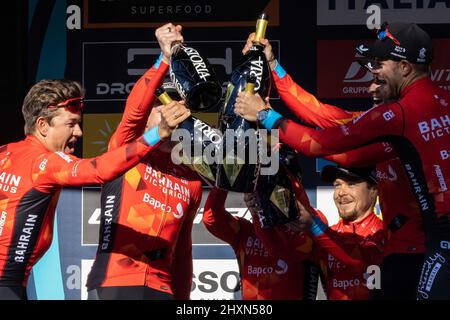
top-left (417, 214), bottom-right (450, 300)
top-left (0, 286), bottom-right (27, 300)
top-left (369, 253), bottom-right (424, 300)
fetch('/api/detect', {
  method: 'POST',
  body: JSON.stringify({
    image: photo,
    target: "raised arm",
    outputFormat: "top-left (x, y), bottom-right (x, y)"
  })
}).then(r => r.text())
top-left (109, 23), bottom-right (183, 149)
top-left (33, 101), bottom-right (191, 190)
top-left (271, 62), bottom-right (358, 128)
top-left (202, 188), bottom-right (248, 250)
top-left (240, 33), bottom-right (358, 128)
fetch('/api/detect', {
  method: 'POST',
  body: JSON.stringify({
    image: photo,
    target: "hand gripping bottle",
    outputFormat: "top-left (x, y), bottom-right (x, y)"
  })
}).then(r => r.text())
top-left (216, 13), bottom-right (272, 192)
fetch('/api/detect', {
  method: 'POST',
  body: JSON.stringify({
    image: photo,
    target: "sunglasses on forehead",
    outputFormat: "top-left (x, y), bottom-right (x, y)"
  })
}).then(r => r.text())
top-left (376, 23), bottom-right (401, 45)
top-left (48, 97), bottom-right (84, 113)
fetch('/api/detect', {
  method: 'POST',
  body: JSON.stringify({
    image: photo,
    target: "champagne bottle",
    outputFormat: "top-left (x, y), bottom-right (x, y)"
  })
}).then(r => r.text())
top-left (169, 41), bottom-right (222, 112)
top-left (216, 13), bottom-right (272, 193)
top-left (244, 74), bottom-right (256, 94)
top-left (253, 146), bottom-right (303, 228)
top-left (155, 87), bottom-right (221, 186)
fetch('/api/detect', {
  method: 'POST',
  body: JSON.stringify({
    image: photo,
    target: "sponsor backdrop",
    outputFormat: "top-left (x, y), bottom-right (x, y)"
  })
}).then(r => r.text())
top-left (25, 0), bottom-right (449, 299)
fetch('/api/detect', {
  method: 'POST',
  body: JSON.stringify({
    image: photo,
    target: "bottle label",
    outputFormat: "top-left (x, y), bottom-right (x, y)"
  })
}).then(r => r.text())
top-left (182, 46), bottom-right (211, 81)
top-left (249, 55), bottom-right (265, 91)
top-left (193, 118), bottom-right (223, 145)
top-left (169, 68), bottom-right (187, 100)
top-left (270, 185), bottom-right (290, 218)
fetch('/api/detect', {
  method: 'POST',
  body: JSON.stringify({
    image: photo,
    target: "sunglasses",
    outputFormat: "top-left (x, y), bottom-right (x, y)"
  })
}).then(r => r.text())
top-left (376, 24), bottom-right (401, 46)
top-left (48, 97), bottom-right (84, 113)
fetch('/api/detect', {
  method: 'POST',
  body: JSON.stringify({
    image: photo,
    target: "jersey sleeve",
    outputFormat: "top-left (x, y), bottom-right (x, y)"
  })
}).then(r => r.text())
top-left (202, 188), bottom-right (246, 250)
top-left (109, 56), bottom-right (169, 150)
top-left (271, 102), bottom-right (404, 157)
top-left (272, 62), bottom-right (357, 128)
top-left (32, 136), bottom-right (161, 192)
top-left (311, 215), bottom-right (385, 274)
top-left (324, 142), bottom-right (397, 167)
top-left (272, 62), bottom-right (399, 167)
top-left (171, 184), bottom-right (202, 300)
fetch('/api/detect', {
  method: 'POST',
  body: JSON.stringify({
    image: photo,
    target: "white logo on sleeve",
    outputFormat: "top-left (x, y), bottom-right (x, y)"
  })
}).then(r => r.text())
top-left (275, 259), bottom-right (288, 275)
top-left (39, 159), bottom-right (48, 171)
top-left (383, 110), bottom-right (395, 121)
top-left (173, 202), bottom-right (184, 219)
top-left (55, 151), bottom-right (73, 163)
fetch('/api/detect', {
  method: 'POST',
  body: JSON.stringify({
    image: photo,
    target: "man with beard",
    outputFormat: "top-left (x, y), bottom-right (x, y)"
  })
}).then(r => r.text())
top-left (236, 22), bottom-right (450, 300)
top-left (245, 165), bottom-right (384, 300)
top-left (235, 32), bottom-right (424, 299)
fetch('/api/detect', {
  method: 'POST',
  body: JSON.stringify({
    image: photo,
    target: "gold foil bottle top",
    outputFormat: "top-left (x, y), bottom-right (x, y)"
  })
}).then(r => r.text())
top-left (245, 75), bottom-right (257, 94)
top-left (254, 13), bottom-right (268, 45)
top-left (155, 87), bottom-right (173, 106)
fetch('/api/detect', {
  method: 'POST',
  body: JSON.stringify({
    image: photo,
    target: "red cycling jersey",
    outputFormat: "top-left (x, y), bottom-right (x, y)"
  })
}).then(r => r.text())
top-left (0, 132), bottom-right (160, 287)
top-left (203, 188), bottom-right (314, 300)
top-left (313, 210), bottom-right (385, 300)
top-left (86, 59), bottom-right (202, 299)
top-left (272, 76), bottom-right (450, 218)
top-left (271, 66), bottom-right (426, 254)
top-left (250, 181), bottom-right (384, 300)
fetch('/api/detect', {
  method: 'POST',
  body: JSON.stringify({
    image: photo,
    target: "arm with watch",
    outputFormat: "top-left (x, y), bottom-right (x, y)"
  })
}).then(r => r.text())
top-left (233, 91), bottom-right (284, 129)
top-left (241, 32), bottom-right (352, 127)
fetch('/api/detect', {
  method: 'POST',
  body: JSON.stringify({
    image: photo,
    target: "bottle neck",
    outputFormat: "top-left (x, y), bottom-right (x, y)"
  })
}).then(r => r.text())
top-left (251, 41), bottom-right (264, 50)
top-left (170, 41), bottom-right (184, 54)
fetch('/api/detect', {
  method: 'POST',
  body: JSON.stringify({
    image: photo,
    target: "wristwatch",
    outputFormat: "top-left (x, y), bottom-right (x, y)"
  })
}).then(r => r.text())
top-left (256, 107), bottom-right (271, 126)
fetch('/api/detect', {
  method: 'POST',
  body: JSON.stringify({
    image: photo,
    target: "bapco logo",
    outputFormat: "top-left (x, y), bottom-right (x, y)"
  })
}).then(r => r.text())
top-left (383, 110), bottom-right (395, 121)
top-left (441, 240), bottom-right (450, 250)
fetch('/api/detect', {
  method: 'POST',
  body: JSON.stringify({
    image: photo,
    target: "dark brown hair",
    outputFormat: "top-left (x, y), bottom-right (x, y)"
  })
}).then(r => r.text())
top-left (22, 79), bottom-right (84, 134)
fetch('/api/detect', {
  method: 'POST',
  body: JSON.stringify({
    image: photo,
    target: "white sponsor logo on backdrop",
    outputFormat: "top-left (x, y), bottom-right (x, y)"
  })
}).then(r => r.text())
top-left (82, 41), bottom-right (280, 102)
top-left (191, 259), bottom-right (241, 300)
top-left (82, 259), bottom-right (241, 300)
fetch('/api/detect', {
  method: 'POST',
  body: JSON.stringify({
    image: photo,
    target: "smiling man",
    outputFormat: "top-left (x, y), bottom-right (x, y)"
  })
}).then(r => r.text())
top-left (235, 21), bottom-right (450, 300)
top-left (0, 77), bottom-right (189, 299)
top-left (243, 164), bottom-right (385, 300)
top-left (308, 165), bottom-right (385, 300)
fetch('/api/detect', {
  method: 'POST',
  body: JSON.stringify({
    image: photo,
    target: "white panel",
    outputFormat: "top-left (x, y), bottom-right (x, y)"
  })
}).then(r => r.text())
top-left (316, 186), bottom-right (339, 226)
